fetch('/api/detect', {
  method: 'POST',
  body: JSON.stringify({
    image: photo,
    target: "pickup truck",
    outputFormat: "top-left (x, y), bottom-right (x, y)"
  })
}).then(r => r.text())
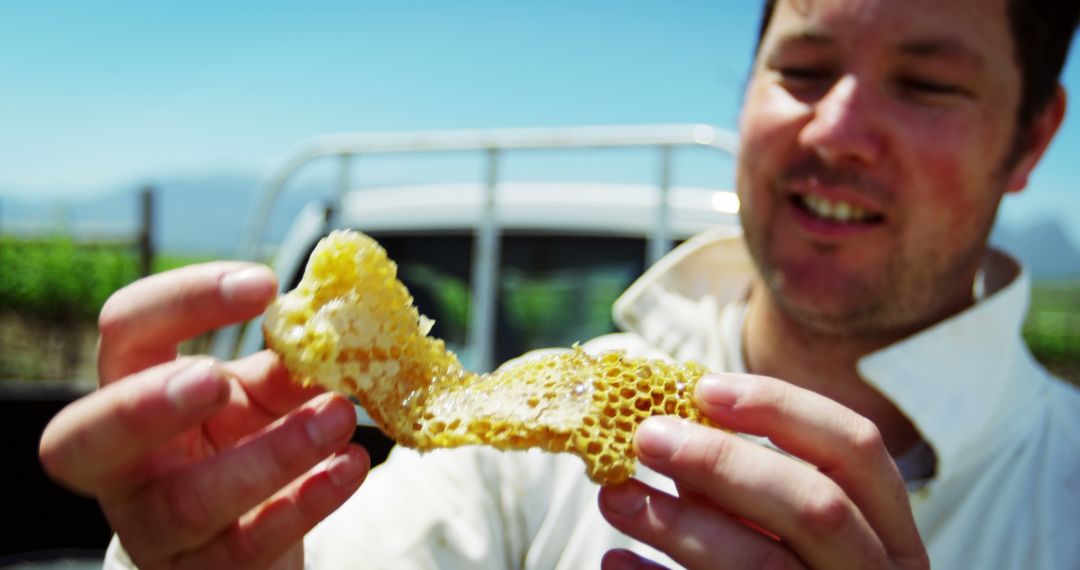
top-left (11, 125), bottom-right (741, 563)
top-left (211, 123), bottom-right (743, 467)
top-left (215, 124), bottom-right (742, 371)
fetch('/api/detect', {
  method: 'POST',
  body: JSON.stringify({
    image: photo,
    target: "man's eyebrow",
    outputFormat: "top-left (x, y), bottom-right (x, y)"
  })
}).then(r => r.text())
top-left (898, 38), bottom-right (985, 69)
top-left (774, 28), bottom-right (835, 48)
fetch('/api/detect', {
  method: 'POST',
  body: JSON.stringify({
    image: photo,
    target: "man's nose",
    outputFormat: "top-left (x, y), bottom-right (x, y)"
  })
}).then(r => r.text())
top-left (798, 75), bottom-right (886, 166)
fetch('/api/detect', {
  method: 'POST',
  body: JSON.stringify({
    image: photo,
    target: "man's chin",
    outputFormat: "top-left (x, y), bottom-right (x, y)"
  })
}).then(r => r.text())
top-left (751, 246), bottom-right (900, 336)
top-left (770, 286), bottom-right (890, 338)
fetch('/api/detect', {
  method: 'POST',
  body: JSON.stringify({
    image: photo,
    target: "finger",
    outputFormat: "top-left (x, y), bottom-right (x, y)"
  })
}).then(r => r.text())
top-left (198, 351), bottom-right (328, 449)
top-left (633, 417), bottom-right (887, 569)
top-left (674, 481), bottom-right (783, 542)
top-left (39, 358), bottom-right (229, 496)
top-left (599, 479), bottom-right (804, 570)
top-left (98, 262), bottom-right (277, 383)
top-left (225, 350), bottom-right (326, 419)
top-left (694, 374), bottom-right (924, 562)
top-left (118, 393), bottom-right (358, 560)
top-left (602, 548), bottom-right (672, 570)
top-left (170, 445), bottom-right (369, 570)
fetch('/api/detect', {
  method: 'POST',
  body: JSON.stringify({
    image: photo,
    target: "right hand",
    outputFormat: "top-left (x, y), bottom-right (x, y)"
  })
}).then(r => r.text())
top-left (39, 262), bottom-right (370, 569)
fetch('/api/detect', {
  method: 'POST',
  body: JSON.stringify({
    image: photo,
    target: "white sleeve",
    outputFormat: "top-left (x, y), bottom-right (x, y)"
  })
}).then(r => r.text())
top-left (304, 445), bottom-right (550, 570)
top-left (103, 535), bottom-right (138, 569)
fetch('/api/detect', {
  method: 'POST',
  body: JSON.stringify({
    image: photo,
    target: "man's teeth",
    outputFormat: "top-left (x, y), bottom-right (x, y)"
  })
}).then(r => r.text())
top-left (801, 194), bottom-right (873, 223)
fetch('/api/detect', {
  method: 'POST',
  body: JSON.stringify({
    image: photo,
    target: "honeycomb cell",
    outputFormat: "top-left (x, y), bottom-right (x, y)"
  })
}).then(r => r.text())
top-left (263, 230), bottom-right (717, 486)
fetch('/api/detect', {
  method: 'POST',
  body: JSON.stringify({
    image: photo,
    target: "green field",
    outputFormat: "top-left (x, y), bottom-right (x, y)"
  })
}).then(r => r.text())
top-left (1024, 280), bottom-right (1080, 382)
top-left (1, 237), bottom-right (1078, 384)
top-left (0, 236), bottom-right (213, 321)
top-left (0, 237), bottom-right (217, 380)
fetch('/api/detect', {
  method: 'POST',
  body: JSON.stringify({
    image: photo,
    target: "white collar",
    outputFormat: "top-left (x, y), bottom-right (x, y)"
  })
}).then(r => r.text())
top-left (857, 249), bottom-right (1043, 479)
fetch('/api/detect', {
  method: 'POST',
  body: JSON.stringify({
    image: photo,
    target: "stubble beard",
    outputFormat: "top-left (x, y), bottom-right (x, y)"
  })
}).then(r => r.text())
top-left (740, 175), bottom-right (1003, 341)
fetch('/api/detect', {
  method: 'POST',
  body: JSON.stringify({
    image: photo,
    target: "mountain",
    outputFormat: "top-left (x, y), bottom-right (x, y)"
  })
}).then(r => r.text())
top-left (992, 220), bottom-right (1080, 280)
top-left (1, 176), bottom-right (317, 257)
top-left (4, 179), bottom-right (1080, 279)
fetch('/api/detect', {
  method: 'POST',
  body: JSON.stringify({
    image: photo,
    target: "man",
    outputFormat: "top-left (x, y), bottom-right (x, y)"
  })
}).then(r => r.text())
top-left (40, 0), bottom-right (1080, 567)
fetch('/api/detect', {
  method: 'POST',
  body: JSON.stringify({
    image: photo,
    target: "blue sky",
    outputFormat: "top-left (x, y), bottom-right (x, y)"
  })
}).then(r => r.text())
top-left (1, 1), bottom-right (1078, 243)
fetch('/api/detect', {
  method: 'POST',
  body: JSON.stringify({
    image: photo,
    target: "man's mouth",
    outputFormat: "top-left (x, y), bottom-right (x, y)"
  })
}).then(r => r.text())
top-left (791, 193), bottom-right (885, 225)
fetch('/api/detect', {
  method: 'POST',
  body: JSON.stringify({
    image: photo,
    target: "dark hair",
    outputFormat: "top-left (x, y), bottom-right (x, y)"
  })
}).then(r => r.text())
top-left (755, 0), bottom-right (1080, 127)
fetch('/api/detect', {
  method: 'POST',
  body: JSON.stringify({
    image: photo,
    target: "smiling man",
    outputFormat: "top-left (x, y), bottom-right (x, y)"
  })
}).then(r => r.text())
top-left (40, 0), bottom-right (1079, 568)
top-left (740, 0), bottom-right (1047, 340)
top-left (735, 0), bottom-right (1069, 457)
top-left (592, 0), bottom-right (1078, 566)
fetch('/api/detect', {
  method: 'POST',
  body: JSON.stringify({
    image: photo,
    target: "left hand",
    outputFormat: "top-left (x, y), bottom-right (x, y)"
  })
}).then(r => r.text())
top-left (39, 263), bottom-right (367, 569)
top-left (597, 373), bottom-right (930, 570)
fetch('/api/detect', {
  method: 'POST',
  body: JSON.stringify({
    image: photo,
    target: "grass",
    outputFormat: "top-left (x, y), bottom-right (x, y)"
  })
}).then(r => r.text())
top-left (0, 236), bottom-right (217, 381)
top-left (1023, 280), bottom-right (1080, 383)
top-left (0, 236), bottom-right (215, 321)
top-left (1, 236), bottom-right (1077, 384)
top-left (0, 236), bottom-right (139, 321)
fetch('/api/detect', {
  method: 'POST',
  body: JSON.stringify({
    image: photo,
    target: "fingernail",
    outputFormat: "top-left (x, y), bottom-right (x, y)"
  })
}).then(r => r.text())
top-left (696, 374), bottom-right (749, 408)
top-left (327, 447), bottom-right (367, 488)
top-left (306, 396), bottom-right (356, 446)
top-left (602, 483), bottom-right (646, 516)
top-left (604, 548), bottom-right (666, 570)
top-left (636, 417), bottom-right (685, 460)
top-left (166, 359), bottom-right (225, 413)
top-left (221, 266), bottom-right (276, 305)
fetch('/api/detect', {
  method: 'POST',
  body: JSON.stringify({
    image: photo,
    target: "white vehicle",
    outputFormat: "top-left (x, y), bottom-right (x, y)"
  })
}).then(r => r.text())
top-left (215, 124), bottom-right (742, 375)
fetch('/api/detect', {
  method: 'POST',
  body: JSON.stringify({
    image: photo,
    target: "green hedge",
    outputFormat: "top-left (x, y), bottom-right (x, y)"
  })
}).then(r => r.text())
top-left (0, 237), bottom-right (136, 320)
top-left (1, 236), bottom-right (1077, 382)
top-left (0, 236), bottom-right (212, 321)
top-left (1024, 281), bottom-right (1080, 379)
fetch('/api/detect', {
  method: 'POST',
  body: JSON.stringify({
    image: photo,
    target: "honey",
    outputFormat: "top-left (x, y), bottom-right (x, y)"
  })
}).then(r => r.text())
top-left (263, 230), bottom-right (713, 485)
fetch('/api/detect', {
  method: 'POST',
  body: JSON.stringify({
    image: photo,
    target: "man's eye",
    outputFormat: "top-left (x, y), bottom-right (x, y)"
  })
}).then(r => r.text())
top-left (900, 78), bottom-right (970, 99)
top-left (775, 67), bottom-right (836, 98)
top-left (778, 67), bottom-right (833, 82)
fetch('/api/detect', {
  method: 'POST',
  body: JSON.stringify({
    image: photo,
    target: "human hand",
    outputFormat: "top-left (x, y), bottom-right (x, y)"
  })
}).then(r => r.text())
top-left (597, 373), bottom-right (929, 569)
top-left (39, 263), bottom-right (370, 569)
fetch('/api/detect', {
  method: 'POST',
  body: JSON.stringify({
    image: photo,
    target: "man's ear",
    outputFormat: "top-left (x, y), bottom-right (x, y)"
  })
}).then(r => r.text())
top-left (1006, 85), bottom-right (1067, 194)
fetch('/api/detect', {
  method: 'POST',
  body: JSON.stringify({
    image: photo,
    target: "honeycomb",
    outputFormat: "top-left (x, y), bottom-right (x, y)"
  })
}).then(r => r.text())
top-left (263, 230), bottom-right (714, 485)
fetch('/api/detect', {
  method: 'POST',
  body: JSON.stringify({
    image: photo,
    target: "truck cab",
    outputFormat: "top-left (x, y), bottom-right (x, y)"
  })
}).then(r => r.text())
top-left (213, 124), bottom-right (743, 464)
top-left (216, 124), bottom-right (742, 370)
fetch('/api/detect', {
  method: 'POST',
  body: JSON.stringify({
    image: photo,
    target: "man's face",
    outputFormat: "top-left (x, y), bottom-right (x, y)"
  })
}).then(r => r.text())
top-left (737, 0), bottom-right (1025, 337)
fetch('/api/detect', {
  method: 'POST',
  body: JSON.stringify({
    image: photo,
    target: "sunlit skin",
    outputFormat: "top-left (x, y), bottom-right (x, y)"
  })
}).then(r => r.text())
top-left (740, 0), bottom-right (1028, 339)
